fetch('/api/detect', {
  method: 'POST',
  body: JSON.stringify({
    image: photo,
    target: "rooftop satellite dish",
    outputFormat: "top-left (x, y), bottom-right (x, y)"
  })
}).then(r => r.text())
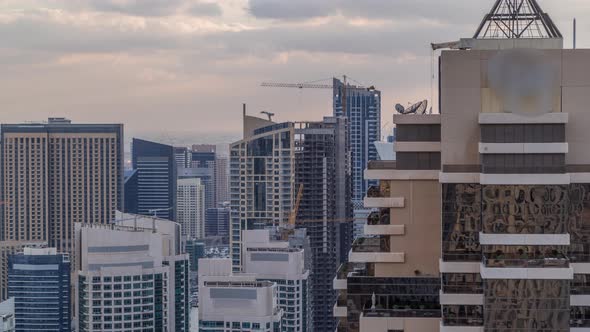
top-left (395, 104), bottom-right (406, 114)
top-left (396, 100), bottom-right (428, 115)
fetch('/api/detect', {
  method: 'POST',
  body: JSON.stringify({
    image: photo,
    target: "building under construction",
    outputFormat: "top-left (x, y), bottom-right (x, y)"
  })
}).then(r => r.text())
top-left (229, 111), bottom-right (353, 331)
top-left (335, 0), bottom-right (590, 331)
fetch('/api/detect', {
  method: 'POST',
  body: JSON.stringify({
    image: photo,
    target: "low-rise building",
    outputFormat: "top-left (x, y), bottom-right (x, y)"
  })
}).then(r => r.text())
top-left (198, 258), bottom-right (283, 332)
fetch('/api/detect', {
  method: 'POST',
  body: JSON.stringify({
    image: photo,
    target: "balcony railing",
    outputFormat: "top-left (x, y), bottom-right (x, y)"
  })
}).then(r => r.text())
top-left (367, 184), bottom-right (390, 198)
top-left (352, 237), bottom-right (390, 253)
top-left (443, 317), bottom-right (484, 326)
top-left (367, 209), bottom-right (390, 225)
top-left (363, 307), bottom-right (440, 318)
top-left (442, 252), bottom-right (483, 262)
top-left (442, 284), bottom-right (483, 294)
top-left (570, 319), bottom-right (590, 328)
top-left (483, 252), bottom-right (569, 268)
top-left (367, 160), bottom-right (397, 170)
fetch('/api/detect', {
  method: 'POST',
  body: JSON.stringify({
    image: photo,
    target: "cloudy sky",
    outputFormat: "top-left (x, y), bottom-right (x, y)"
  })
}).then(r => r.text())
top-left (0, 0), bottom-right (587, 144)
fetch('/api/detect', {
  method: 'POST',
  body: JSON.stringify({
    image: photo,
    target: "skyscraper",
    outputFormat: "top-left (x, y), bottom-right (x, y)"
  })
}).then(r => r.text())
top-left (229, 114), bottom-right (294, 271)
top-left (0, 117), bottom-right (123, 275)
top-left (294, 117), bottom-right (353, 331)
top-left (130, 138), bottom-right (177, 220)
top-left (230, 112), bottom-right (352, 331)
top-left (205, 207), bottom-right (230, 237)
top-left (333, 78), bottom-right (381, 207)
top-left (190, 148), bottom-right (216, 209)
top-left (215, 156), bottom-right (229, 204)
top-left (334, 113), bottom-right (442, 332)
top-left (334, 2), bottom-right (590, 332)
top-left (177, 178), bottom-right (205, 239)
top-left (74, 212), bottom-right (189, 332)
top-left (8, 248), bottom-right (71, 332)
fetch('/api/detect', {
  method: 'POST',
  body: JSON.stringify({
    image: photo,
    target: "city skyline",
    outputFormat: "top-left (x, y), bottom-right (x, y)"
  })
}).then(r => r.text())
top-left (0, 0), bottom-right (588, 140)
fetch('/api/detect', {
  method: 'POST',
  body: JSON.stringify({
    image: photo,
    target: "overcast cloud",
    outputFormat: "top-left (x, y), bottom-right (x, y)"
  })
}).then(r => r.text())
top-left (0, 0), bottom-right (586, 145)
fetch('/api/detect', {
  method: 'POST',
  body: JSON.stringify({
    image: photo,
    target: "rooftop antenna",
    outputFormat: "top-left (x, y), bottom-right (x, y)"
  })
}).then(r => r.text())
top-left (473, 0), bottom-right (562, 39)
top-left (574, 18), bottom-right (577, 49)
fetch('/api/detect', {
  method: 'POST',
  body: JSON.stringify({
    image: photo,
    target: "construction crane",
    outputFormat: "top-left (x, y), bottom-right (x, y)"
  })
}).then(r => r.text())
top-left (261, 76), bottom-right (377, 117)
top-left (288, 184), bottom-right (304, 228)
top-left (260, 111), bottom-right (275, 121)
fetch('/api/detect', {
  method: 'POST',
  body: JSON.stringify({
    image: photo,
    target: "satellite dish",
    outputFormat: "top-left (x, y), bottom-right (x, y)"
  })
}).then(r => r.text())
top-left (396, 100), bottom-right (429, 114)
top-left (406, 100), bottom-right (427, 114)
top-left (395, 104), bottom-right (406, 114)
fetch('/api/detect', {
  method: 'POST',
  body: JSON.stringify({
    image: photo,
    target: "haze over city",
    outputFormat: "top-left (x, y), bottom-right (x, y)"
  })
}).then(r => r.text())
top-left (0, 0), bottom-right (587, 143)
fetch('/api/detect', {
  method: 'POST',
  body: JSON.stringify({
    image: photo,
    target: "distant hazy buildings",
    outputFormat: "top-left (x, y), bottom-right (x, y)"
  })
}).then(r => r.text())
top-left (8, 248), bottom-right (70, 332)
top-left (205, 207), bottom-right (230, 238)
top-left (333, 78), bottom-right (381, 207)
top-left (177, 178), bottom-right (206, 239)
top-left (74, 212), bottom-right (189, 332)
top-left (129, 138), bottom-right (177, 220)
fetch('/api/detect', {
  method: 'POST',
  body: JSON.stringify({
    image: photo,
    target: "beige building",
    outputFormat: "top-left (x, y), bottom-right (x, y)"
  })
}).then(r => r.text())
top-left (0, 117), bottom-right (123, 297)
top-left (334, 114), bottom-right (442, 332)
top-left (334, 1), bottom-right (590, 331)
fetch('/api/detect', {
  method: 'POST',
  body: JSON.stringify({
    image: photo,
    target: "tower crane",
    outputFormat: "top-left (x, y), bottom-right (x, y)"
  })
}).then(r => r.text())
top-left (261, 76), bottom-right (377, 116)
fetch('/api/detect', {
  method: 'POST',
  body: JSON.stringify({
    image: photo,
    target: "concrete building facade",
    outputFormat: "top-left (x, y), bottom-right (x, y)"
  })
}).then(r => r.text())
top-left (74, 212), bottom-right (189, 332)
top-left (242, 230), bottom-right (311, 332)
top-left (334, 2), bottom-right (590, 332)
top-left (198, 258), bottom-right (283, 332)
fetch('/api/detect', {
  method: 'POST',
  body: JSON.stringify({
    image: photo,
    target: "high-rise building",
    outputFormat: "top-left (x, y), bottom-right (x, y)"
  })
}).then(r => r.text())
top-left (242, 230), bottom-right (310, 332)
top-left (0, 117), bottom-right (123, 278)
top-left (123, 169), bottom-right (138, 215)
top-left (186, 239), bottom-right (205, 272)
top-left (8, 248), bottom-right (71, 332)
top-left (130, 138), bottom-right (177, 220)
top-left (215, 156), bottom-right (229, 204)
top-left (0, 242), bottom-right (47, 301)
top-left (177, 178), bottom-right (206, 239)
top-left (334, 2), bottom-right (590, 332)
top-left (333, 78), bottom-right (381, 207)
top-left (74, 212), bottom-right (189, 332)
top-left (334, 113), bottom-right (442, 332)
top-left (205, 207), bottom-right (230, 238)
top-left (191, 149), bottom-right (217, 209)
top-left (174, 146), bottom-right (191, 169)
top-left (229, 114), bottom-right (294, 272)
top-left (198, 258), bottom-right (283, 331)
top-left (230, 112), bottom-right (352, 331)
top-left (294, 117), bottom-right (353, 331)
